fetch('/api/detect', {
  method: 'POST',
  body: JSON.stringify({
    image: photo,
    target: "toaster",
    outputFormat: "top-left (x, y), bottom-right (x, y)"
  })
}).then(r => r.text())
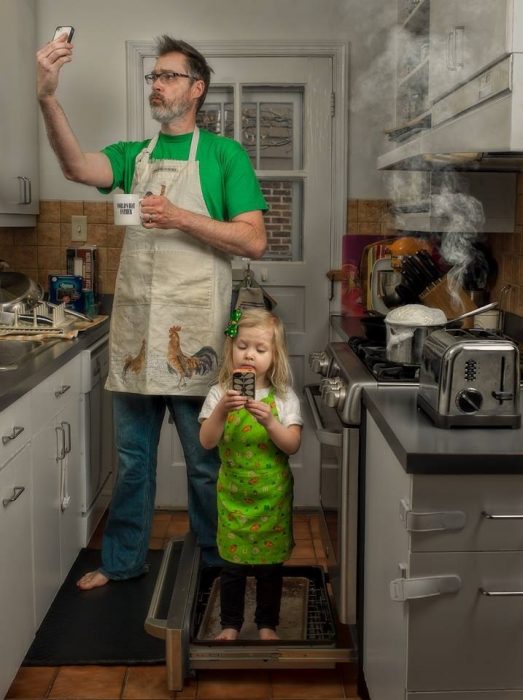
top-left (417, 328), bottom-right (521, 428)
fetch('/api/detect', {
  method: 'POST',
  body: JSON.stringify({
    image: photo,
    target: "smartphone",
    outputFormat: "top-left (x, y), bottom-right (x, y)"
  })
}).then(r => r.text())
top-left (232, 368), bottom-right (256, 399)
top-left (53, 26), bottom-right (75, 42)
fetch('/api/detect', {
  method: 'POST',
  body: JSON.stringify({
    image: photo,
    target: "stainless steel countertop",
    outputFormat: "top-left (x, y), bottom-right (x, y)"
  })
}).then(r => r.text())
top-left (0, 318), bottom-right (110, 413)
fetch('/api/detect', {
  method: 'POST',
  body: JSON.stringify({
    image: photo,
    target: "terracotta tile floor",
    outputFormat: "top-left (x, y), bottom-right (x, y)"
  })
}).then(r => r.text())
top-left (7, 511), bottom-right (362, 699)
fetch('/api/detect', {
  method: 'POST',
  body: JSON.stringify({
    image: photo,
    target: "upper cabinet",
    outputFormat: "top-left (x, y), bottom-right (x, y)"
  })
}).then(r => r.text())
top-left (379, 0), bottom-right (523, 171)
top-left (396, 0), bottom-right (430, 126)
top-left (0, 0), bottom-right (39, 225)
top-left (429, 0), bottom-right (512, 104)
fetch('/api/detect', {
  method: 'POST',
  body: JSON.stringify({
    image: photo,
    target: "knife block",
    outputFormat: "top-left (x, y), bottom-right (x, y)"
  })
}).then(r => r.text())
top-left (420, 275), bottom-right (476, 328)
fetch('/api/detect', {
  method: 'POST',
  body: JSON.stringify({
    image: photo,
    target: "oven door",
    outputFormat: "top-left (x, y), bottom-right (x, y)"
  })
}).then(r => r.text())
top-left (145, 533), bottom-right (355, 691)
top-left (304, 385), bottom-right (359, 626)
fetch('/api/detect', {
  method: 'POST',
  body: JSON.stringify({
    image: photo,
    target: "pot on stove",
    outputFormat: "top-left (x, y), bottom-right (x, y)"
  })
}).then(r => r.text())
top-left (385, 304), bottom-right (446, 364)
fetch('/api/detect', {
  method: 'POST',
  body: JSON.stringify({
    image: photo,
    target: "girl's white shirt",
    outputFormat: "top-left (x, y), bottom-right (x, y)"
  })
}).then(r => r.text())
top-left (199, 384), bottom-right (303, 427)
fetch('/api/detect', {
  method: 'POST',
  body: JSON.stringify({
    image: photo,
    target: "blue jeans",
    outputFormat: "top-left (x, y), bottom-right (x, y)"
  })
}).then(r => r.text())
top-left (100, 392), bottom-right (222, 580)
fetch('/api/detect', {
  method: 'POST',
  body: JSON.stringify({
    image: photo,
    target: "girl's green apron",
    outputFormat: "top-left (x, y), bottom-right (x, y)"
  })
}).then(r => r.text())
top-left (217, 391), bottom-right (294, 564)
top-left (106, 127), bottom-right (231, 395)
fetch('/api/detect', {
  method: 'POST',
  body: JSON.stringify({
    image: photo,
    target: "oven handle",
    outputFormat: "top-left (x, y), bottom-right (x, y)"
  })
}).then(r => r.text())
top-left (303, 385), bottom-right (343, 448)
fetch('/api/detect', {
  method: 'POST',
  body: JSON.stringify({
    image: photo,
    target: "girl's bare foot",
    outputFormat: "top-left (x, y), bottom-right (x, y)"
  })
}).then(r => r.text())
top-left (215, 627), bottom-right (239, 641)
top-left (76, 570), bottom-right (109, 590)
top-left (259, 627), bottom-right (279, 640)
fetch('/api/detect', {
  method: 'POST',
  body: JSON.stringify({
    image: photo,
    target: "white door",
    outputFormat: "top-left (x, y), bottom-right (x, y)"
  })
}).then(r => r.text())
top-left (147, 54), bottom-right (335, 507)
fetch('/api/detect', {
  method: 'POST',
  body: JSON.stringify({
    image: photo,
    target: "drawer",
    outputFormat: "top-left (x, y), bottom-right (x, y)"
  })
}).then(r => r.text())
top-left (31, 354), bottom-right (82, 427)
top-left (406, 473), bottom-right (523, 552)
top-left (0, 393), bottom-right (31, 468)
top-left (405, 551), bottom-right (523, 692)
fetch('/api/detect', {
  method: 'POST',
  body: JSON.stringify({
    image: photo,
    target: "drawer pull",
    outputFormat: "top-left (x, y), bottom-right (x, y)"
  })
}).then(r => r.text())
top-left (2, 486), bottom-right (25, 507)
top-left (400, 499), bottom-right (465, 532)
top-left (479, 588), bottom-right (523, 597)
top-left (390, 574), bottom-right (461, 602)
top-left (54, 384), bottom-right (71, 398)
top-left (481, 511), bottom-right (523, 520)
top-left (2, 425), bottom-right (24, 445)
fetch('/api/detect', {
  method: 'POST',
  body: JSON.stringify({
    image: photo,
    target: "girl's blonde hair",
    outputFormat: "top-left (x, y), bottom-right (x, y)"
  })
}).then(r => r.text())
top-left (219, 307), bottom-right (292, 396)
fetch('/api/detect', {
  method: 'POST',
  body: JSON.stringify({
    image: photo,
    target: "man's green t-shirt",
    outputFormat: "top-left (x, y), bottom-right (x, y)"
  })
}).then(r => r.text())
top-left (99, 129), bottom-right (268, 222)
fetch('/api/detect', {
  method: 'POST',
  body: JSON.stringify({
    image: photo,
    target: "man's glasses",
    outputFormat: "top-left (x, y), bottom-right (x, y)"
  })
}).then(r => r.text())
top-left (144, 70), bottom-right (193, 85)
top-left (144, 71), bottom-right (193, 85)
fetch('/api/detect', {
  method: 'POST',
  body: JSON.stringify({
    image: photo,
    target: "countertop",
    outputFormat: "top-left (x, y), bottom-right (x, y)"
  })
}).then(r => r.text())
top-left (329, 313), bottom-right (523, 474)
top-left (0, 317), bottom-right (110, 412)
top-left (363, 385), bottom-right (523, 474)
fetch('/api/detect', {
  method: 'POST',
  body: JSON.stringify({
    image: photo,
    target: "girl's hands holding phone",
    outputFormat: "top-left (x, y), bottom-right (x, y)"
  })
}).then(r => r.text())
top-left (244, 399), bottom-right (274, 428)
top-left (219, 389), bottom-right (248, 415)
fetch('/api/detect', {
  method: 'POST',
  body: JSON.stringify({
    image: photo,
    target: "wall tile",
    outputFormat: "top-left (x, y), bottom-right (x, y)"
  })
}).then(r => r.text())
top-left (60, 200), bottom-right (84, 220)
top-left (87, 224), bottom-right (108, 246)
top-left (84, 201), bottom-right (108, 223)
top-left (37, 246), bottom-right (62, 271)
top-left (37, 222), bottom-right (61, 246)
top-left (39, 200), bottom-right (61, 223)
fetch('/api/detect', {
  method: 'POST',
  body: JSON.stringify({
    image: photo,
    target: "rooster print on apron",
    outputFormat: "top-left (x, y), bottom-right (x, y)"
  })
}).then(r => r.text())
top-left (106, 128), bottom-right (231, 395)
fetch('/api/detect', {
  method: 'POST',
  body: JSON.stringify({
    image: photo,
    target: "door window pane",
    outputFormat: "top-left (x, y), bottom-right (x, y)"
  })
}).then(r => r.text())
top-left (260, 180), bottom-right (303, 261)
top-left (196, 88), bottom-right (234, 136)
top-left (241, 88), bottom-right (303, 170)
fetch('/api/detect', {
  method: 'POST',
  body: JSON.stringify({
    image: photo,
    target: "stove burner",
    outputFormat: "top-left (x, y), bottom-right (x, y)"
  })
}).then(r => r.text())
top-left (348, 336), bottom-right (419, 382)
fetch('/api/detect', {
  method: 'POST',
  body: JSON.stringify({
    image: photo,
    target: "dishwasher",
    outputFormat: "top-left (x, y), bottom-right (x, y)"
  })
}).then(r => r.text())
top-left (145, 532), bottom-right (355, 691)
top-left (79, 334), bottom-right (115, 545)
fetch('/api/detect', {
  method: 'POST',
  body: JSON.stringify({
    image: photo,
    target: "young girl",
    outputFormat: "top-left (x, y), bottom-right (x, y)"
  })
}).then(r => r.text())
top-left (199, 307), bottom-right (302, 641)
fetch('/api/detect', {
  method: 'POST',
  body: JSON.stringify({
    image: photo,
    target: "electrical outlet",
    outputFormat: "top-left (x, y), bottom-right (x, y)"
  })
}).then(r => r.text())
top-left (71, 215), bottom-right (87, 242)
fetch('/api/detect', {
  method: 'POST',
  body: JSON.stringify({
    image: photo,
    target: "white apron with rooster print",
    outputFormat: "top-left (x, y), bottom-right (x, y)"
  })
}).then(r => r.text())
top-left (106, 128), bottom-right (231, 395)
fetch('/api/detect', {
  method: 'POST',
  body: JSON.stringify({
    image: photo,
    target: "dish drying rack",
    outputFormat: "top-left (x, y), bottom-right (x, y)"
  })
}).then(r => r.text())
top-left (0, 302), bottom-right (76, 336)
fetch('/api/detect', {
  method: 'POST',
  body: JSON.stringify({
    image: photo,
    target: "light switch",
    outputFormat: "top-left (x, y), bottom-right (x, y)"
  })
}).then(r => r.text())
top-left (71, 215), bottom-right (87, 242)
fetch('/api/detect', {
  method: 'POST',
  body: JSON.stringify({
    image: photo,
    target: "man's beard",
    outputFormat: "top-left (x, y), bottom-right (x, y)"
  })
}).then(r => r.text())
top-left (149, 93), bottom-right (192, 124)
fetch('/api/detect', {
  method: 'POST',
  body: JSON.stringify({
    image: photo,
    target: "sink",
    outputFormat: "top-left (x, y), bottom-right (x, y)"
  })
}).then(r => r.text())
top-left (0, 338), bottom-right (61, 371)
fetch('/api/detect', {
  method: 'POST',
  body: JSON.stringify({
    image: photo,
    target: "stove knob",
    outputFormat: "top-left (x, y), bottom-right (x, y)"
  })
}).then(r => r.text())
top-left (309, 351), bottom-right (330, 376)
top-left (456, 388), bottom-right (483, 413)
top-left (320, 377), bottom-right (347, 410)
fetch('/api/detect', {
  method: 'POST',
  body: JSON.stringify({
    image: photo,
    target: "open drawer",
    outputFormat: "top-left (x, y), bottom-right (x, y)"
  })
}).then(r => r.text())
top-left (145, 532), bottom-right (356, 691)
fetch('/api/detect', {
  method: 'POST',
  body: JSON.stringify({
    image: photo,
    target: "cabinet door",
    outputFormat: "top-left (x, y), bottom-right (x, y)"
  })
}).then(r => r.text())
top-left (58, 399), bottom-right (84, 580)
top-left (429, 0), bottom-right (511, 104)
top-left (0, 0), bottom-right (38, 216)
top-left (0, 445), bottom-right (34, 700)
top-left (407, 551), bottom-right (523, 692)
top-left (31, 416), bottom-right (61, 627)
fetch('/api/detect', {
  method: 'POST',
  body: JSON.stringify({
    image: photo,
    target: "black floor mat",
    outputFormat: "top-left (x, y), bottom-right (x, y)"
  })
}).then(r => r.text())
top-left (23, 548), bottom-right (168, 666)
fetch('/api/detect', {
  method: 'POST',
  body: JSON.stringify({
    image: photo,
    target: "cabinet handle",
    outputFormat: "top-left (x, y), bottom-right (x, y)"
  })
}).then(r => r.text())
top-left (2, 486), bottom-right (25, 507)
top-left (479, 588), bottom-right (523, 597)
top-left (55, 425), bottom-right (66, 461)
top-left (61, 420), bottom-right (71, 454)
top-left (390, 574), bottom-right (461, 602)
top-left (54, 384), bottom-right (71, 398)
top-left (2, 425), bottom-right (25, 445)
top-left (447, 29), bottom-right (455, 70)
top-left (455, 26), bottom-right (465, 69)
top-left (481, 510), bottom-right (523, 520)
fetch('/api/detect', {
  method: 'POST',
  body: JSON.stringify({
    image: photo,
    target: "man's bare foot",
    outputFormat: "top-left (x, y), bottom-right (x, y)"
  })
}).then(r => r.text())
top-left (259, 627), bottom-right (279, 640)
top-left (215, 627), bottom-right (239, 641)
top-left (76, 570), bottom-right (109, 590)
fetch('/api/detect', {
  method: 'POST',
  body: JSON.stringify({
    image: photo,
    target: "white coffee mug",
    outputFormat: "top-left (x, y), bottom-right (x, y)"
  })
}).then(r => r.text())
top-left (113, 193), bottom-right (142, 225)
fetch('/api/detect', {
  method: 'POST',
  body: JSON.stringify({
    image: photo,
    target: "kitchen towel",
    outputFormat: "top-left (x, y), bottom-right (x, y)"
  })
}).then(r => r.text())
top-left (23, 547), bottom-right (171, 666)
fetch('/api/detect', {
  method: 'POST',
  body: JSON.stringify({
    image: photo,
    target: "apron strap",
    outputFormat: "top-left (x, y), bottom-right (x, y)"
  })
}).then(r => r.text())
top-left (188, 127), bottom-right (199, 162)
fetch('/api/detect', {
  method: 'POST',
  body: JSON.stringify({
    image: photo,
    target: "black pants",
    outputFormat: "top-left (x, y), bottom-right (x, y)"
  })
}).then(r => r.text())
top-left (219, 563), bottom-right (284, 631)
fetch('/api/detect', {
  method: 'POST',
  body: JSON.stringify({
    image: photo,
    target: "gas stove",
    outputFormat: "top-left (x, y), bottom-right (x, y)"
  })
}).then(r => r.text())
top-left (309, 337), bottom-right (420, 426)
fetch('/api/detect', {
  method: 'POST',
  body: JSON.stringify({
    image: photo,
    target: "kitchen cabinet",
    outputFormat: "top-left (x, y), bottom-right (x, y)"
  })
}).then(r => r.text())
top-left (0, 0), bottom-right (39, 225)
top-left (31, 354), bottom-right (83, 627)
top-left (429, 0), bottom-right (512, 105)
top-left (0, 396), bottom-right (34, 700)
top-left (396, 0), bottom-right (430, 125)
top-left (363, 411), bottom-right (523, 699)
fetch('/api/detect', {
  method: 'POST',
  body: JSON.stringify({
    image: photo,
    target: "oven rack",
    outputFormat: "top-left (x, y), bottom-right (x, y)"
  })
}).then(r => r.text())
top-left (192, 565), bottom-right (337, 645)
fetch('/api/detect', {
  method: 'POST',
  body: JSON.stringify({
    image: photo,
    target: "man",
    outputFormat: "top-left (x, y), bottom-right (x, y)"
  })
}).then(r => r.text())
top-left (37, 34), bottom-right (267, 589)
